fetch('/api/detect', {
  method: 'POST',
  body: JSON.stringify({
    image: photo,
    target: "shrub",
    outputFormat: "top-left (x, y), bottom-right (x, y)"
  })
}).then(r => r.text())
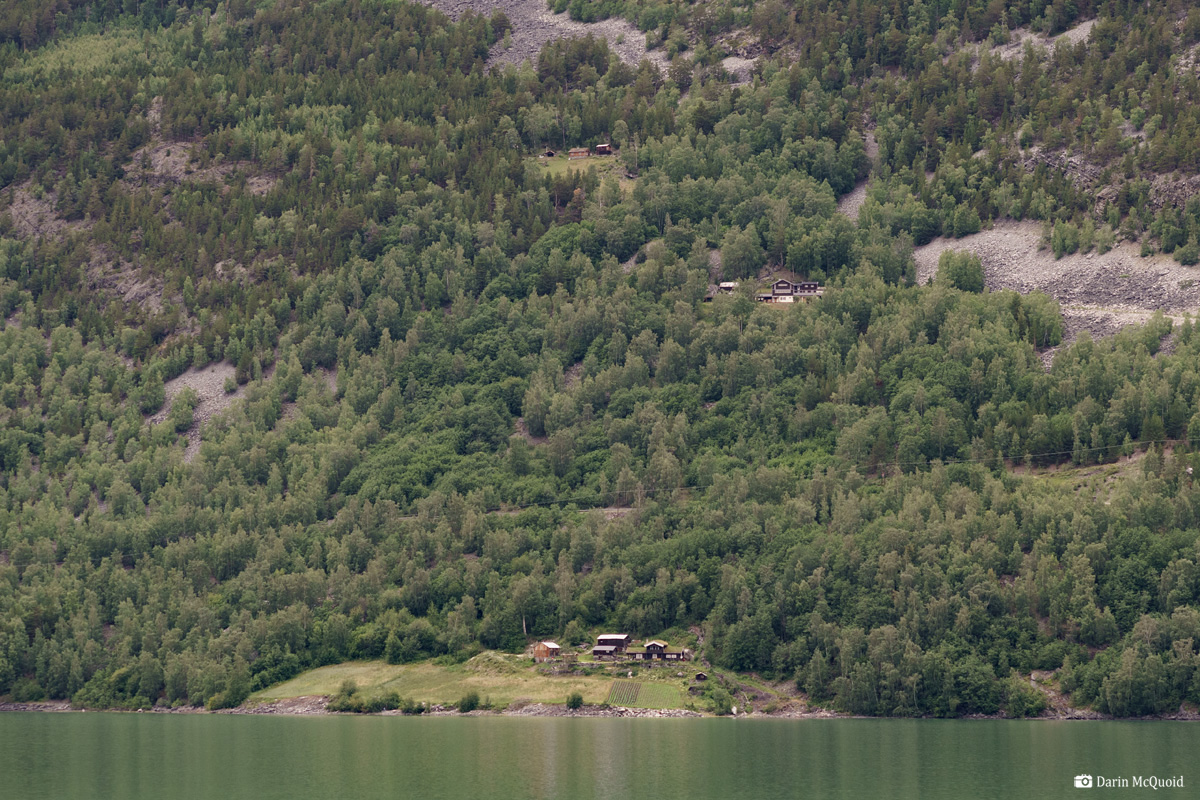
top-left (566, 692), bottom-right (584, 710)
top-left (708, 687), bottom-right (733, 715)
top-left (1003, 679), bottom-right (1049, 718)
top-left (458, 691), bottom-right (480, 713)
top-left (937, 250), bottom-right (985, 293)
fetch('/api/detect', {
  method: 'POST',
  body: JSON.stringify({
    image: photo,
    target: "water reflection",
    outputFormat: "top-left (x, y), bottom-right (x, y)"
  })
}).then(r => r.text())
top-left (0, 714), bottom-right (1195, 800)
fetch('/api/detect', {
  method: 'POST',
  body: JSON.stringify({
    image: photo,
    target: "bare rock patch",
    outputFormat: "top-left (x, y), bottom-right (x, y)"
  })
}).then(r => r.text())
top-left (421, 0), bottom-right (667, 70)
top-left (914, 220), bottom-right (1200, 341)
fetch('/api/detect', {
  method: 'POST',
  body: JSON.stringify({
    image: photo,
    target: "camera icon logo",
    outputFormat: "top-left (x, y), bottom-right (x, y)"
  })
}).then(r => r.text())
top-left (1074, 775), bottom-right (1094, 789)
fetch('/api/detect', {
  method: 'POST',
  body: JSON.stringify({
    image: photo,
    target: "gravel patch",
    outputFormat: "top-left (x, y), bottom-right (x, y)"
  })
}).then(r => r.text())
top-left (837, 181), bottom-right (869, 221)
top-left (913, 220), bottom-right (1200, 341)
top-left (837, 131), bottom-right (876, 222)
top-left (989, 18), bottom-right (1096, 62)
top-left (721, 55), bottom-right (756, 85)
top-left (505, 703), bottom-right (700, 717)
top-left (149, 362), bottom-right (244, 462)
top-left (421, 0), bottom-right (667, 70)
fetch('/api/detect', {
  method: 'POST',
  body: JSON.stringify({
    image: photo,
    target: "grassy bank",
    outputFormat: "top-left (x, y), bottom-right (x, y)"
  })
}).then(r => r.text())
top-left (250, 652), bottom-right (694, 710)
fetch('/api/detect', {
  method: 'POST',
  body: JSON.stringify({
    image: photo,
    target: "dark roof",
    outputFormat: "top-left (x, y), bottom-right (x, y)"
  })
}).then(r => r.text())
top-left (592, 645), bottom-right (618, 653)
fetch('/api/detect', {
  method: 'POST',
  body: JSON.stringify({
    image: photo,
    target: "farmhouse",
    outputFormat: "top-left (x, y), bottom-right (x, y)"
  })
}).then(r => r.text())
top-left (626, 639), bottom-right (691, 661)
top-left (568, 147), bottom-right (590, 160)
top-left (533, 641), bottom-right (561, 662)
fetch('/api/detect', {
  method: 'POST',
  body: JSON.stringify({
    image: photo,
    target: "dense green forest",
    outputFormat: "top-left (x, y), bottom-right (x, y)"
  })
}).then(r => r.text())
top-left (2, 0), bottom-right (1200, 718)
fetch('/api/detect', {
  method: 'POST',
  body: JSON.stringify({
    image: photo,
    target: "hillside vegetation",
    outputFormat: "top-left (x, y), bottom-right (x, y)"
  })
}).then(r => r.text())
top-left (2, 0), bottom-right (1200, 719)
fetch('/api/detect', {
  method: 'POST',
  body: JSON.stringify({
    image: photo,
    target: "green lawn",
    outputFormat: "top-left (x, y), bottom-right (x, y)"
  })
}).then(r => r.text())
top-left (252, 652), bottom-right (688, 710)
top-left (252, 653), bottom-right (616, 708)
top-left (531, 153), bottom-right (633, 192)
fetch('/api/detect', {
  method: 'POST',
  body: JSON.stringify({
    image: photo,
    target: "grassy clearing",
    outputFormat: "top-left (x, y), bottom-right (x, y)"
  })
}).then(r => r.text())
top-left (251, 653), bottom-right (617, 708)
top-left (530, 153), bottom-right (634, 193)
top-left (253, 652), bottom-right (691, 710)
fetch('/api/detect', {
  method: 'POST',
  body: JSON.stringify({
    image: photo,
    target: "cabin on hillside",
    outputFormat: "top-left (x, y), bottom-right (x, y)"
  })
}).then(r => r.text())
top-left (596, 633), bottom-right (631, 651)
top-left (704, 281), bottom-right (740, 302)
top-left (595, 143), bottom-right (613, 155)
top-left (756, 278), bottom-right (824, 303)
top-left (533, 641), bottom-right (561, 662)
top-left (542, 149), bottom-right (557, 158)
top-left (568, 147), bottom-right (590, 160)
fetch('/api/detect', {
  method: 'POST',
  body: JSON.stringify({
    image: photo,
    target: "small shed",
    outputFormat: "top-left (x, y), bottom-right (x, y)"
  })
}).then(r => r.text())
top-left (695, 672), bottom-right (708, 681)
top-left (533, 641), bottom-right (561, 662)
top-left (568, 147), bottom-right (590, 160)
top-left (595, 143), bottom-right (613, 155)
top-left (592, 644), bottom-right (618, 659)
top-left (718, 281), bottom-right (738, 293)
top-left (542, 149), bottom-right (556, 157)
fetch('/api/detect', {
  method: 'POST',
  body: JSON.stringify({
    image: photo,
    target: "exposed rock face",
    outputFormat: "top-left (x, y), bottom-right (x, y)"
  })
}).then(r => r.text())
top-left (914, 220), bottom-right (1199, 346)
top-left (420, 0), bottom-right (667, 70)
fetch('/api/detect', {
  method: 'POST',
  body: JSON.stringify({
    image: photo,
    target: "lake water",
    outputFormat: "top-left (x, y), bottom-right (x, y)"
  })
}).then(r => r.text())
top-left (0, 714), bottom-right (1194, 799)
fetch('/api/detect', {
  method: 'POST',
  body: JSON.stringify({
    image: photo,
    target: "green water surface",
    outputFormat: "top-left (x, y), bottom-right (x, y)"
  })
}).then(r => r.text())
top-left (0, 714), bottom-right (1193, 799)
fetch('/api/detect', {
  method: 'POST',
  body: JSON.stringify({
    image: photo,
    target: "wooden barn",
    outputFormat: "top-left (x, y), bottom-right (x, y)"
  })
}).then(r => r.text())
top-left (595, 143), bottom-right (613, 155)
top-left (596, 634), bottom-right (631, 651)
top-left (568, 147), bottom-right (590, 160)
top-left (533, 641), bottom-right (561, 662)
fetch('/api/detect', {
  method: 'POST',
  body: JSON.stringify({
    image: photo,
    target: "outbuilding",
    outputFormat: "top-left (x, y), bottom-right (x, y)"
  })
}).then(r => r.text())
top-left (596, 634), bottom-right (631, 651)
top-left (592, 644), bottom-right (618, 659)
top-left (533, 641), bottom-right (561, 662)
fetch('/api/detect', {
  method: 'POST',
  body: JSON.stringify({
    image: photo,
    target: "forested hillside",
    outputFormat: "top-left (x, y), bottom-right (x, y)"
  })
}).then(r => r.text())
top-left (2, 0), bottom-right (1200, 717)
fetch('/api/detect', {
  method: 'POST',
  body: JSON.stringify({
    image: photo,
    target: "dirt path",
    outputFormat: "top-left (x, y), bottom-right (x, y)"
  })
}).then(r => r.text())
top-left (913, 220), bottom-right (1200, 341)
top-left (421, 0), bottom-right (667, 70)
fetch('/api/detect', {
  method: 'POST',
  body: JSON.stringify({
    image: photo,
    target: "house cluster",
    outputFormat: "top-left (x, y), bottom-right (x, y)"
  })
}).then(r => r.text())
top-left (704, 278), bottom-right (823, 303)
top-left (591, 633), bottom-right (691, 662)
top-left (532, 633), bottom-right (692, 663)
top-left (565, 143), bottom-right (613, 159)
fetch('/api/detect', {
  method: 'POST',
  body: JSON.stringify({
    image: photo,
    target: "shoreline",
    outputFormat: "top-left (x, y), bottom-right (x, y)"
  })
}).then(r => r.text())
top-left (3, 698), bottom-right (1198, 721)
